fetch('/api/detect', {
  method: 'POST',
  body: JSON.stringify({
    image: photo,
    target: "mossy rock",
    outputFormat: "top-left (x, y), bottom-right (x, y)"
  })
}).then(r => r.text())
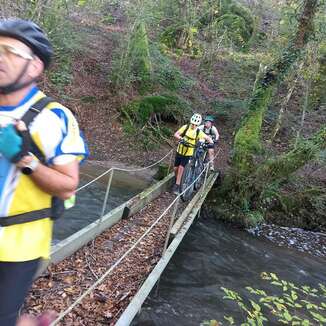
top-left (121, 94), bottom-right (191, 126)
top-left (154, 163), bottom-right (172, 180)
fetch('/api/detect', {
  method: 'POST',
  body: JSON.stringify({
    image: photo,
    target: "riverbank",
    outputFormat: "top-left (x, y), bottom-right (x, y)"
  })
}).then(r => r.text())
top-left (248, 224), bottom-right (326, 258)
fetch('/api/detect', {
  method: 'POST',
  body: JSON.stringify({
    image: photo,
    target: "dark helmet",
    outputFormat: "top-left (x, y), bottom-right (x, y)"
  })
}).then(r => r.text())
top-left (204, 115), bottom-right (215, 122)
top-left (0, 19), bottom-right (53, 68)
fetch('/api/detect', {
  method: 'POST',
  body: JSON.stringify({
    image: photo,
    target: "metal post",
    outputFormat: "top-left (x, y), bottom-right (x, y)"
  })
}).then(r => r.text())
top-left (98, 169), bottom-right (114, 225)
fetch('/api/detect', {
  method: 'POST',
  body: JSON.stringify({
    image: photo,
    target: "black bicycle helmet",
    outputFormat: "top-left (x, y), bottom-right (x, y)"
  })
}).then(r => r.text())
top-left (0, 19), bottom-right (53, 68)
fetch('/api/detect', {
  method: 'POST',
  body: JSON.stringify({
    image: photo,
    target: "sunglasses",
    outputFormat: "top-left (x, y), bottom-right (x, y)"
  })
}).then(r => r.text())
top-left (0, 44), bottom-right (34, 60)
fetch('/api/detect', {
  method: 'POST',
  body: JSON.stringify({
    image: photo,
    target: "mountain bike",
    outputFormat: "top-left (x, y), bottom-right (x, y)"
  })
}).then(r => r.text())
top-left (179, 140), bottom-right (209, 201)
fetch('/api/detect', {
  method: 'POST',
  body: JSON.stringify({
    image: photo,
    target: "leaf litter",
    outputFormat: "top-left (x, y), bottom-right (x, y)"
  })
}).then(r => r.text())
top-left (24, 192), bottom-right (186, 325)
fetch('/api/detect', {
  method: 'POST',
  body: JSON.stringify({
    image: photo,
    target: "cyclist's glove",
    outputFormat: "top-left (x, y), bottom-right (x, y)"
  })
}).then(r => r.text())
top-left (179, 139), bottom-right (187, 145)
top-left (0, 124), bottom-right (30, 163)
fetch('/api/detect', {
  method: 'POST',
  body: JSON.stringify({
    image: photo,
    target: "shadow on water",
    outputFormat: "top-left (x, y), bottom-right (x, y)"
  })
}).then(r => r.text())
top-left (132, 207), bottom-right (326, 326)
top-left (53, 163), bottom-right (152, 242)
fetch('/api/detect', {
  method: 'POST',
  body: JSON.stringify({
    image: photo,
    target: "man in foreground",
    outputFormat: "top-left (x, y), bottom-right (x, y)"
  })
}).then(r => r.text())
top-left (0, 19), bottom-right (88, 325)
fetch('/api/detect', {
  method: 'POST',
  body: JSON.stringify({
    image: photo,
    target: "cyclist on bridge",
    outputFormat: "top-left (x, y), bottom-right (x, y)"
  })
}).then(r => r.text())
top-left (0, 19), bottom-right (88, 325)
top-left (198, 115), bottom-right (220, 171)
top-left (173, 113), bottom-right (213, 195)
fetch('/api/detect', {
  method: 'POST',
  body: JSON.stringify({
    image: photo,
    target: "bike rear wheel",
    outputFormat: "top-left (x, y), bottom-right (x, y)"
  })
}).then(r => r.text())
top-left (180, 163), bottom-right (194, 201)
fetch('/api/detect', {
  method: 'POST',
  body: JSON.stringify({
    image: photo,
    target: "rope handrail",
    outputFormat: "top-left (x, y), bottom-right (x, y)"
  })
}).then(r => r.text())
top-left (0, 113), bottom-right (18, 121)
top-left (77, 149), bottom-right (174, 192)
top-left (50, 149), bottom-right (220, 325)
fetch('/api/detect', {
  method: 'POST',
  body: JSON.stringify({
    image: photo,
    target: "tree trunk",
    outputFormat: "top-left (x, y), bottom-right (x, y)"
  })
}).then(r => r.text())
top-left (252, 126), bottom-right (326, 190)
top-left (232, 0), bottom-right (319, 174)
top-left (217, 126), bottom-right (326, 224)
top-left (295, 77), bottom-right (310, 147)
top-left (270, 62), bottom-right (303, 142)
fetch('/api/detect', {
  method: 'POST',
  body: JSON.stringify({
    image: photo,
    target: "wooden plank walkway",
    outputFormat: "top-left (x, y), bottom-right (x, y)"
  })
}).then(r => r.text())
top-left (116, 172), bottom-right (219, 326)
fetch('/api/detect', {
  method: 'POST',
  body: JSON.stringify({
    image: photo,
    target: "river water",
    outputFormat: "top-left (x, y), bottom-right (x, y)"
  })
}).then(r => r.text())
top-left (132, 207), bottom-right (326, 326)
top-left (53, 163), bottom-right (151, 241)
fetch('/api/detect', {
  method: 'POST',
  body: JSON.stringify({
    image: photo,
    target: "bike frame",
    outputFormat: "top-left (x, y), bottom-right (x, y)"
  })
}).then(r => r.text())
top-left (179, 140), bottom-right (208, 201)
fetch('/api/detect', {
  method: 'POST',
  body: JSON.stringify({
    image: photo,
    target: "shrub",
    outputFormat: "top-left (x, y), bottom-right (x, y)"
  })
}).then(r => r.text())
top-left (121, 94), bottom-right (191, 126)
top-left (202, 272), bottom-right (326, 325)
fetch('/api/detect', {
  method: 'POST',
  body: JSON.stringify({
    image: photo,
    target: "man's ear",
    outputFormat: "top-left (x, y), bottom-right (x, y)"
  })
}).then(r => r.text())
top-left (28, 56), bottom-right (44, 79)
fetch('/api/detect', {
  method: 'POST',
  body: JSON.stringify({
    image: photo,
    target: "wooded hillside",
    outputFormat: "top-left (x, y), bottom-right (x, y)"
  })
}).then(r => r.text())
top-left (1, 0), bottom-right (325, 230)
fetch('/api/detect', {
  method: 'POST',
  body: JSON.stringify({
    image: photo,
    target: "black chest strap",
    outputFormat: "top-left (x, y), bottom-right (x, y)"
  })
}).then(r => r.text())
top-left (181, 124), bottom-right (200, 141)
top-left (21, 96), bottom-right (54, 163)
top-left (0, 208), bottom-right (52, 226)
top-left (0, 96), bottom-right (66, 227)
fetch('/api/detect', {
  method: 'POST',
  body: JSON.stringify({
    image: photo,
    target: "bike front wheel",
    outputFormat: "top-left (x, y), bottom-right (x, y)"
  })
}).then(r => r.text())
top-left (180, 163), bottom-right (194, 201)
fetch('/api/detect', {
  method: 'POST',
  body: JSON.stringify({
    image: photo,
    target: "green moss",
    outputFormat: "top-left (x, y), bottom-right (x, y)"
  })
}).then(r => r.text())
top-left (245, 210), bottom-right (264, 226)
top-left (309, 44), bottom-right (326, 109)
top-left (232, 0), bottom-right (319, 172)
top-left (254, 126), bottom-right (326, 184)
top-left (213, 14), bottom-right (251, 48)
top-left (122, 94), bottom-right (191, 126)
top-left (154, 163), bottom-right (171, 180)
top-left (128, 21), bottom-right (152, 93)
top-left (233, 85), bottom-right (273, 173)
top-left (199, 0), bottom-right (255, 50)
top-left (160, 24), bottom-right (202, 57)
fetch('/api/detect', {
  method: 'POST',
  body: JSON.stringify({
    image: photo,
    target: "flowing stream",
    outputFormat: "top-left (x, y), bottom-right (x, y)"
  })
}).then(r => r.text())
top-left (51, 163), bottom-right (325, 325)
top-left (53, 163), bottom-right (152, 242)
top-left (132, 208), bottom-right (326, 325)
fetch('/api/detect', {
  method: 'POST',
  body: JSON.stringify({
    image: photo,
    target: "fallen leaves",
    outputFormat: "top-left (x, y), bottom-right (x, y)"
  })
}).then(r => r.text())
top-left (24, 192), bottom-right (185, 325)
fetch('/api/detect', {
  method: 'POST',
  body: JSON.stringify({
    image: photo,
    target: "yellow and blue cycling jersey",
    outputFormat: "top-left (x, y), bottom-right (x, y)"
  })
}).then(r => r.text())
top-left (0, 86), bottom-right (88, 262)
top-left (176, 124), bottom-right (206, 157)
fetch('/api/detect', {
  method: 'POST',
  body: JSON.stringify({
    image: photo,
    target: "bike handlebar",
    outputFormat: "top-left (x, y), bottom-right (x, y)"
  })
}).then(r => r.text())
top-left (178, 139), bottom-right (209, 150)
